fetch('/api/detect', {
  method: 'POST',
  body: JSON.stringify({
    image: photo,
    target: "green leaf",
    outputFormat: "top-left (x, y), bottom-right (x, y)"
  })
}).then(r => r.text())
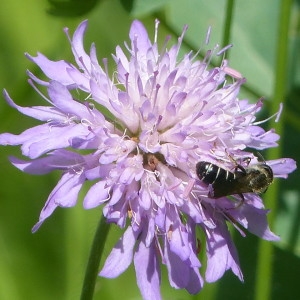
top-left (129, 0), bottom-right (172, 17)
top-left (48, 0), bottom-right (101, 17)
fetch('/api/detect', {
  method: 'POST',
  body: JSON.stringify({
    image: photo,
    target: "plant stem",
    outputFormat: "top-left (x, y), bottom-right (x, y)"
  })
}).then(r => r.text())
top-left (80, 214), bottom-right (110, 300)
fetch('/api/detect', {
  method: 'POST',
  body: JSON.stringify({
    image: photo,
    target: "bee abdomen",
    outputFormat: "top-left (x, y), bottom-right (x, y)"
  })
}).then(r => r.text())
top-left (196, 161), bottom-right (235, 185)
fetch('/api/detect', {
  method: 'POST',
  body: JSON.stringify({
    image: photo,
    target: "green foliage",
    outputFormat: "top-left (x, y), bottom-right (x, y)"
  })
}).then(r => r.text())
top-left (48, 0), bottom-right (101, 17)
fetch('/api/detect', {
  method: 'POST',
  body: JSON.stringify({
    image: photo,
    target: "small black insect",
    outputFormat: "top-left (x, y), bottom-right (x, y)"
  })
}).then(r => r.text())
top-left (196, 159), bottom-right (273, 199)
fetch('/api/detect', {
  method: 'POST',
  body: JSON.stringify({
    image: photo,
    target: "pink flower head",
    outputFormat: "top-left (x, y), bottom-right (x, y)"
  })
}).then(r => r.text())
top-left (0, 20), bottom-right (296, 299)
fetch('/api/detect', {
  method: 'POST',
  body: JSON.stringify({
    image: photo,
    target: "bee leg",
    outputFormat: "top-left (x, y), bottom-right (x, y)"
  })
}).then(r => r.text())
top-left (235, 164), bottom-right (246, 174)
top-left (227, 151), bottom-right (248, 173)
top-left (235, 193), bottom-right (245, 208)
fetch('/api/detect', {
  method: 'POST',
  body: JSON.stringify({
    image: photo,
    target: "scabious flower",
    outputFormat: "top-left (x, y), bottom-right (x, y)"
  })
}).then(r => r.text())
top-left (0, 20), bottom-right (296, 299)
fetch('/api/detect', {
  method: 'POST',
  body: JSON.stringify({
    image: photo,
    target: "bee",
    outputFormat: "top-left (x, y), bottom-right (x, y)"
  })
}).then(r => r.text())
top-left (196, 159), bottom-right (273, 199)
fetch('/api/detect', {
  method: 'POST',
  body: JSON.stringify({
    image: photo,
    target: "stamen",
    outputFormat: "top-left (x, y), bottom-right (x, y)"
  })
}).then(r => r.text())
top-left (275, 103), bottom-right (283, 122)
top-left (81, 118), bottom-right (93, 126)
top-left (192, 26), bottom-right (212, 61)
top-left (253, 103), bottom-right (283, 125)
top-left (183, 178), bottom-right (196, 198)
top-left (63, 26), bottom-right (72, 44)
top-left (216, 44), bottom-right (233, 56)
top-left (177, 25), bottom-right (189, 49)
top-left (205, 26), bottom-right (212, 45)
top-left (154, 19), bottom-right (160, 43)
top-left (83, 93), bottom-right (93, 101)
top-left (158, 35), bottom-right (171, 61)
top-left (223, 66), bottom-right (243, 79)
top-left (150, 72), bottom-right (159, 106)
top-left (154, 115), bottom-right (163, 131)
top-left (125, 73), bottom-right (129, 92)
top-left (153, 84), bottom-right (160, 108)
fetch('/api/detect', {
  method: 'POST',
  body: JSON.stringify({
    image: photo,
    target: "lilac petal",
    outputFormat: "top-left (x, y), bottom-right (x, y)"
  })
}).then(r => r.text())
top-left (185, 222), bottom-right (204, 293)
top-left (3, 89), bottom-right (66, 122)
top-left (32, 171), bottom-right (84, 232)
top-left (29, 125), bottom-right (89, 159)
top-left (169, 225), bottom-right (191, 261)
top-left (129, 20), bottom-right (151, 53)
top-left (243, 193), bottom-right (265, 209)
top-left (180, 201), bottom-right (205, 224)
top-left (226, 239), bottom-right (244, 281)
top-left (0, 122), bottom-right (90, 159)
top-left (119, 164), bottom-right (142, 184)
top-left (84, 163), bottom-right (114, 180)
top-left (138, 181), bottom-right (152, 211)
top-left (205, 220), bottom-right (243, 282)
top-left (108, 184), bottom-right (124, 205)
top-left (134, 238), bottom-right (161, 300)
top-left (0, 124), bottom-right (49, 146)
top-left (9, 156), bottom-right (55, 174)
top-left (103, 198), bottom-right (128, 228)
top-left (26, 52), bottom-right (77, 86)
top-left (100, 226), bottom-right (139, 278)
top-left (47, 81), bottom-right (104, 122)
top-left (186, 220), bottom-right (203, 267)
top-left (164, 231), bottom-right (203, 293)
top-left (247, 127), bottom-right (279, 149)
top-left (83, 181), bottom-right (110, 209)
top-left (185, 267), bottom-right (203, 294)
top-left (164, 239), bottom-right (189, 289)
top-left (89, 75), bottom-right (112, 108)
top-left (65, 67), bottom-right (90, 91)
top-left (205, 239), bottom-right (228, 282)
top-left (234, 204), bottom-right (280, 241)
top-left (51, 171), bottom-right (85, 207)
top-left (32, 202), bottom-right (58, 233)
top-left (9, 149), bottom-right (84, 174)
top-left (0, 124), bottom-right (50, 150)
top-left (115, 46), bottom-right (129, 79)
top-left (145, 217), bottom-right (156, 247)
top-left (70, 134), bottom-right (101, 150)
top-left (27, 70), bottom-right (50, 87)
top-left (25, 124), bottom-right (89, 159)
top-left (268, 158), bottom-right (297, 178)
top-left (70, 20), bottom-right (92, 73)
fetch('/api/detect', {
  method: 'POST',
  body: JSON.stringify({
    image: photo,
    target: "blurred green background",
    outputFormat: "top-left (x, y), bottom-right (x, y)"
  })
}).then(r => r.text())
top-left (0, 0), bottom-right (299, 299)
